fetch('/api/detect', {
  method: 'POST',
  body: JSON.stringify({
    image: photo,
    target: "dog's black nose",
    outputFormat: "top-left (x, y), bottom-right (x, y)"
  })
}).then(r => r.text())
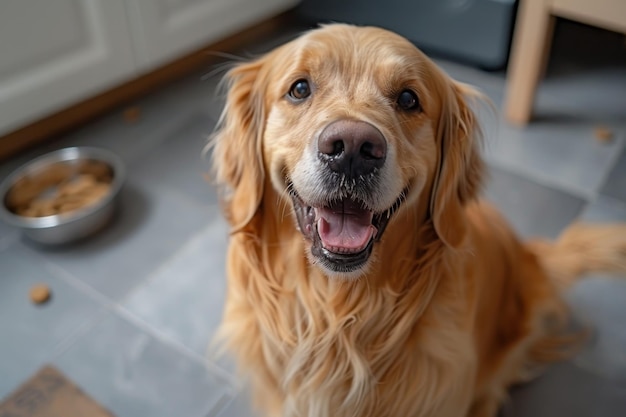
top-left (318, 120), bottom-right (386, 177)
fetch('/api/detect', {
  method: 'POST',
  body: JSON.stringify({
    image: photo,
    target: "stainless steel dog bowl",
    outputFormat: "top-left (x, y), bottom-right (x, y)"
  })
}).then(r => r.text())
top-left (0, 147), bottom-right (125, 245)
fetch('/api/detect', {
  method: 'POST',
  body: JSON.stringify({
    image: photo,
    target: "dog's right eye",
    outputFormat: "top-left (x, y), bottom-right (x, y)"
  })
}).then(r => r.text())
top-left (288, 79), bottom-right (311, 101)
top-left (397, 89), bottom-right (420, 111)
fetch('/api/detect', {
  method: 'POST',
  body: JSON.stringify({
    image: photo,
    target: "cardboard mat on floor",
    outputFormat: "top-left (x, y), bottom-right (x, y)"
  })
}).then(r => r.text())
top-left (0, 365), bottom-right (115, 417)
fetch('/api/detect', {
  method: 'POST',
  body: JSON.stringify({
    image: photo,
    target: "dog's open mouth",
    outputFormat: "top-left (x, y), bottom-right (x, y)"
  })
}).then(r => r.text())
top-left (289, 184), bottom-right (407, 274)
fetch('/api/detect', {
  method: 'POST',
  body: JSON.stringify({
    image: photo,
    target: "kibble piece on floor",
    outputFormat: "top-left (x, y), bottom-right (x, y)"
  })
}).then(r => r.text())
top-left (29, 284), bottom-right (51, 304)
top-left (123, 106), bottom-right (141, 123)
top-left (594, 126), bottom-right (614, 143)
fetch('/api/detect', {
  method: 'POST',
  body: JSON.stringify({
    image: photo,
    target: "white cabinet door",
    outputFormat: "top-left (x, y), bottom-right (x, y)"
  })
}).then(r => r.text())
top-left (127, 0), bottom-right (299, 70)
top-left (0, 0), bottom-right (136, 135)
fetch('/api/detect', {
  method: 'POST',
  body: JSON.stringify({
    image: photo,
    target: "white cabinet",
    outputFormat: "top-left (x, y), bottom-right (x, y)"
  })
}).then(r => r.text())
top-left (128, 0), bottom-right (299, 70)
top-left (0, 0), bottom-right (136, 135)
top-left (0, 0), bottom-right (299, 137)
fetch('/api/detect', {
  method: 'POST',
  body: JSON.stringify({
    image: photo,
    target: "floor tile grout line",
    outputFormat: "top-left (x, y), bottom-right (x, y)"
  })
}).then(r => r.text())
top-left (52, 310), bottom-right (111, 358)
top-left (204, 393), bottom-right (242, 417)
top-left (38, 256), bottom-right (133, 357)
top-left (483, 156), bottom-right (596, 202)
top-left (20, 189), bottom-right (220, 312)
top-left (35, 252), bottom-right (120, 310)
top-left (480, 114), bottom-right (626, 203)
top-left (112, 303), bottom-right (239, 389)
top-left (13, 187), bottom-right (231, 373)
top-left (116, 219), bottom-right (220, 306)
top-left (34, 248), bottom-right (239, 390)
top-left (590, 138), bottom-right (626, 199)
top-left (26, 231), bottom-right (233, 376)
top-left (587, 193), bottom-right (626, 212)
top-left (485, 157), bottom-right (593, 200)
top-left (31, 255), bottom-right (129, 357)
top-left (53, 309), bottom-right (238, 417)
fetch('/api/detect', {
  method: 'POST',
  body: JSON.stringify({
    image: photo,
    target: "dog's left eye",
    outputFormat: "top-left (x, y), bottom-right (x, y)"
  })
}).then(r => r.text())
top-left (288, 79), bottom-right (311, 101)
top-left (397, 89), bottom-right (420, 111)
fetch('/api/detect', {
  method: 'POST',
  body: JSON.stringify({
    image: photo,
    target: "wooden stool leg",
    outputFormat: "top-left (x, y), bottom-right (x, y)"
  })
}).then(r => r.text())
top-left (504, 0), bottom-right (555, 126)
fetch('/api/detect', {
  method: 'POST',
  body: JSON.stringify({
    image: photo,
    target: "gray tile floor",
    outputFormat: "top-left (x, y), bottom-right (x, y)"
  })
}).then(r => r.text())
top-left (1, 19), bottom-right (626, 417)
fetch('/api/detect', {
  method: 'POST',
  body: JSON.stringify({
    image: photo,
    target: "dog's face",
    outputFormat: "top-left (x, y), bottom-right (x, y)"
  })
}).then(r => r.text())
top-left (212, 24), bottom-right (483, 279)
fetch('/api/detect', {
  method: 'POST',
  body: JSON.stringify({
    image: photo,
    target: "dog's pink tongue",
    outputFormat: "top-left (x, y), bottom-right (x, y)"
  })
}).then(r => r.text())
top-left (317, 201), bottom-right (375, 252)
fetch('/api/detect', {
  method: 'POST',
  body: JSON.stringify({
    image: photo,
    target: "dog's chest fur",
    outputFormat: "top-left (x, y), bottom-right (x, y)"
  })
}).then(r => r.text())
top-left (222, 236), bottom-right (477, 417)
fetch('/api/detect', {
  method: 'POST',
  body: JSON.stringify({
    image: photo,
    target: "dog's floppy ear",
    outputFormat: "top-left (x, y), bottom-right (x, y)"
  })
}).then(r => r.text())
top-left (430, 80), bottom-right (485, 248)
top-left (210, 58), bottom-right (267, 232)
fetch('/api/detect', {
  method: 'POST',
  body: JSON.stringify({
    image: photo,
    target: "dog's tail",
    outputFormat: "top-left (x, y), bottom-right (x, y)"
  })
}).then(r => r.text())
top-left (529, 223), bottom-right (626, 289)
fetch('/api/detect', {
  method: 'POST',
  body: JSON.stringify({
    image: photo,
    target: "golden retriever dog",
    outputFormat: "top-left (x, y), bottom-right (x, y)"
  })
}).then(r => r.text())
top-left (209, 24), bottom-right (626, 417)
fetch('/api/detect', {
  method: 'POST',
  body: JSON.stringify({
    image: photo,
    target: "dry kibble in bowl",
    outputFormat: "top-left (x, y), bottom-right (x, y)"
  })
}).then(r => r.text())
top-left (77, 160), bottom-right (113, 181)
top-left (8, 161), bottom-right (113, 218)
top-left (58, 174), bottom-right (96, 195)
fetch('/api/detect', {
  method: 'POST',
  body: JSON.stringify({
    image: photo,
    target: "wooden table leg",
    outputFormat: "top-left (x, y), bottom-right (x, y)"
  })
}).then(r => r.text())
top-left (504, 0), bottom-right (556, 126)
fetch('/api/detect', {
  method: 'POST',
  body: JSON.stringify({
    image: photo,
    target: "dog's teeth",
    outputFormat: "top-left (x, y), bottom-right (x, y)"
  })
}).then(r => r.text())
top-left (323, 243), bottom-right (370, 254)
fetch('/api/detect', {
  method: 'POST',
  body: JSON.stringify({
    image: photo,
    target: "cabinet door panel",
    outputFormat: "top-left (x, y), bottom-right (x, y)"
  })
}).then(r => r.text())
top-left (0, 0), bottom-right (136, 135)
top-left (129, 0), bottom-right (299, 70)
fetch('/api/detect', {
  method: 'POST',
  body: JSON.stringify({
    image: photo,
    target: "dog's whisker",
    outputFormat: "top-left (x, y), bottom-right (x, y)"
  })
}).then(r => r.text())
top-left (278, 193), bottom-right (293, 224)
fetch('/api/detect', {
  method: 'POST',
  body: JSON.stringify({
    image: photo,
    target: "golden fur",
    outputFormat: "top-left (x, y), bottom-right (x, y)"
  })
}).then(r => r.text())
top-left (209, 24), bottom-right (626, 417)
